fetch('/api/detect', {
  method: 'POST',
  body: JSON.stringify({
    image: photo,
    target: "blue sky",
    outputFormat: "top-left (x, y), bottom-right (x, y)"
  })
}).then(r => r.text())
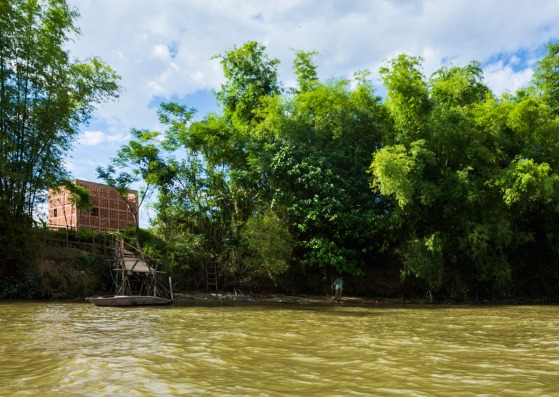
top-left (64, 0), bottom-right (559, 225)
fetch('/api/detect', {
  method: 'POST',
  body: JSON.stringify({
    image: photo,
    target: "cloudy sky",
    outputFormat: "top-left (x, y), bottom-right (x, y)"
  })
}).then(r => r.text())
top-left (64, 0), bottom-right (559, 222)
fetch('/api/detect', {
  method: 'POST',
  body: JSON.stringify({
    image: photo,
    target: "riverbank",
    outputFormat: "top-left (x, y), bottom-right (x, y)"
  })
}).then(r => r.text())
top-left (0, 291), bottom-right (551, 306)
top-left (174, 291), bottom-right (394, 306)
top-left (2, 243), bottom-right (553, 305)
top-left (172, 291), bottom-right (554, 307)
top-left (4, 238), bottom-right (555, 304)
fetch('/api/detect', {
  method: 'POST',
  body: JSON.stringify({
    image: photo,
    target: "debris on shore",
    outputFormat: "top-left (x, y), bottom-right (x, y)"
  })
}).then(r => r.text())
top-left (173, 292), bottom-right (396, 306)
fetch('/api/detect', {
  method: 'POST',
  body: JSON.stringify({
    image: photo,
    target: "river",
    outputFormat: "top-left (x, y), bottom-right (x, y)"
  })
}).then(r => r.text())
top-left (0, 301), bottom-right (557, 396)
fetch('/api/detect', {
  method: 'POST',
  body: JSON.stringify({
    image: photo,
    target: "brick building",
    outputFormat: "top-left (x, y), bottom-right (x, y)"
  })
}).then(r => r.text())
top-left (48, 179), bottom-right (138, 232)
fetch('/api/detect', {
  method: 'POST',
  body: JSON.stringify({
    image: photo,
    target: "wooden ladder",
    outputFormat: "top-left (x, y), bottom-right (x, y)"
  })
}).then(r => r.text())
top-left (206, 262), bottom-right (218, 291)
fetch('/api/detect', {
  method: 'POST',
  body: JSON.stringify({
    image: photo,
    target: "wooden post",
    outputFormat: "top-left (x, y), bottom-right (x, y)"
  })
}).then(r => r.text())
top-left (169, 276), bottom-right (174, 302)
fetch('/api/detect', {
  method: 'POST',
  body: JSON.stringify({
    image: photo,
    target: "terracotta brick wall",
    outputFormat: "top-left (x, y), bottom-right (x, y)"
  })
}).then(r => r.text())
top-left (48, 180), bottom-right (138, 232)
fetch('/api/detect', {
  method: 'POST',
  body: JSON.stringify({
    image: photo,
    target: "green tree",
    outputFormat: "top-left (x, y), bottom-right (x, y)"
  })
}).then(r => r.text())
top-left (372, 56), bottom-right (514, 300)
top-left (241, 208), bottom-right (293, 283)
top-left (253, 52), bottom-right (390, 277)
top-left (372, 48), bottom-right (559, 300)
top-left (149, 44), bottom-right (390, 289)
top-left (292, 50), bottom-right (319, 92)
top-left (487, 46), bottom-right (559, 296)
top-left (532, 42), bottom-right (559, 115)
top-left (0, 0), bottom-right (120, 275)
top-left (214, 41), bottom-right (281, 129)
top-left (0, 0), bottom-right (120, 219)
top-left (150, 102), bottom-right (247, 288)
top-left (97, 128), bottom-right (173, 247)
top-left (379, 54), bottom-right (430, 143)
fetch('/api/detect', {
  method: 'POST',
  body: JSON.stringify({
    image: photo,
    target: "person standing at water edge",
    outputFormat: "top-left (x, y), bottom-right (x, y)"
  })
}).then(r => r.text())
top-left (333, 276), bottom-right (343, 302)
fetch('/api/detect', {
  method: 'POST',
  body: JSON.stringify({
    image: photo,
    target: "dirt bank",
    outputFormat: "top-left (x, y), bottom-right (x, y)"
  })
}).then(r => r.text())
top-left (173, 291), bottom-right (408, 307)
top-left (172, 291), bottom-right (540, 306)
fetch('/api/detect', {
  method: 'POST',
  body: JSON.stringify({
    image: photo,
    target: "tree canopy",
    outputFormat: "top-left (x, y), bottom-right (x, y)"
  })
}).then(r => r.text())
top-left (98, 40), bottom-right (559, 300)
top-left (371, 44), bottom-right (559, 299)
top-left (4, 15), bottom-right (559, 300)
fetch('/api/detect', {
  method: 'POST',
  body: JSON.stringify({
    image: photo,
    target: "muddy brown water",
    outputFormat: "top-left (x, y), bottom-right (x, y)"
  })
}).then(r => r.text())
top-left (1, 301), bottom-right (558, 396)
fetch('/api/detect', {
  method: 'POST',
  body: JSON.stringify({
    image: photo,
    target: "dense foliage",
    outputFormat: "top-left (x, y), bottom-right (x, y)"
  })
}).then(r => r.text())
top-left (95, 41), bottom-right (558, 300)
top-left (105, 44), bottom-right (393, 292)
top-left (371, 46), bottom-right (559, 299)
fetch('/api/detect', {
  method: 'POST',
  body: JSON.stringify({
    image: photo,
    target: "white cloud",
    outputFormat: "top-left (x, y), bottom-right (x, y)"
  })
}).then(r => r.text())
top-left (484, 62), bottom-right (534, 96)
top-left (78, 130), bottom-right (129, 146)
top-left (65, 0), bottom-right (559, 183)
top-left (68, 0), bottom-right (559, 95)
top-left (79, 131), bottom-right (106, 146)
top-left (63, 159), bottom-right (77, 174)
top-left (153, 44), bottom-right (171, 60)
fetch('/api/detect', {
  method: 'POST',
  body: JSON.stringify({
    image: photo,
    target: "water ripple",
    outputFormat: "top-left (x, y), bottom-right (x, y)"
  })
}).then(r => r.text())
top-left (0, 303), bottom-right (558, 396)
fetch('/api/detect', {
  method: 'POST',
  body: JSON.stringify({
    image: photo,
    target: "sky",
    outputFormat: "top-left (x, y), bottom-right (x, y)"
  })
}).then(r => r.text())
top-left (63, 0), bottom-right (559, 225)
